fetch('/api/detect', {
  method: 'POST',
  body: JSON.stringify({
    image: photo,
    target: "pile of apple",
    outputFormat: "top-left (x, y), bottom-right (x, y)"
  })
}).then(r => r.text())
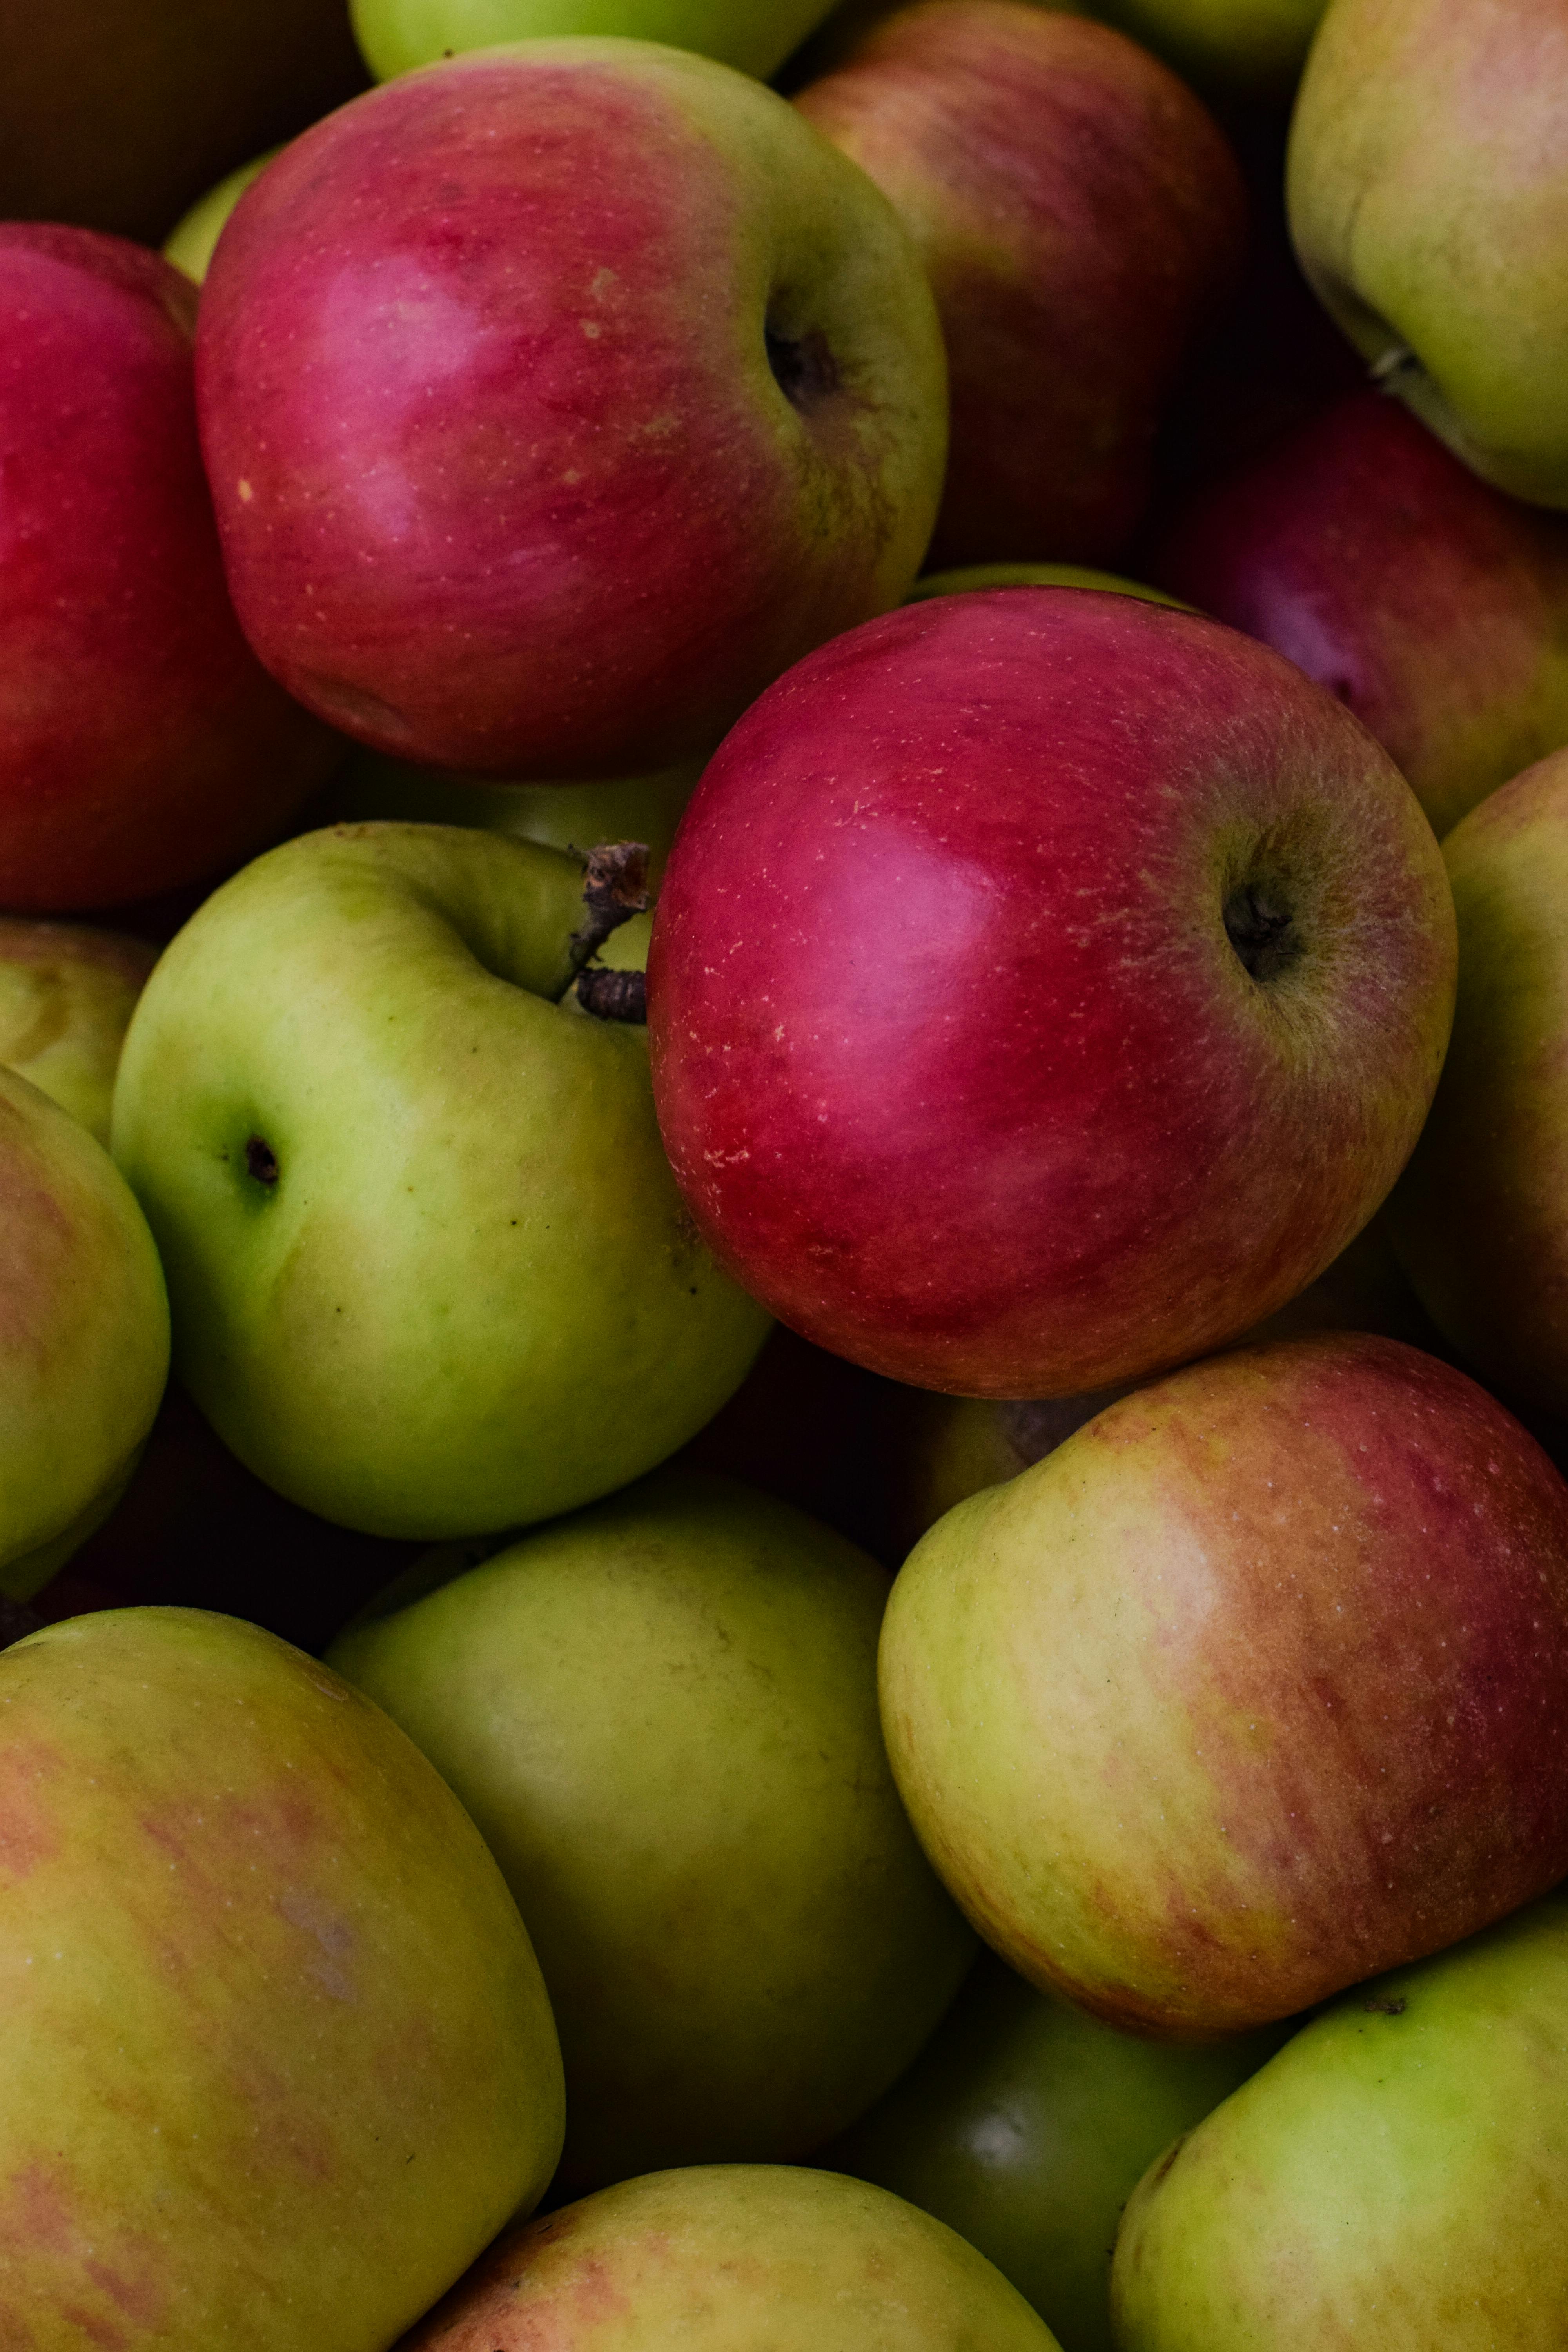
top-left (3, 0), bottom-right (1568, 2344)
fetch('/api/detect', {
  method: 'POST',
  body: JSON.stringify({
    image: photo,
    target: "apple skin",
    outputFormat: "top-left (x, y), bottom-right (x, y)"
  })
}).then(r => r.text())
top-left (909, 561), bottom-right (1191, 610)
top-left (329, 1468), bottom-right (976, 2191)
top-left (648, 588), bottom-right (1455, 1399)
top-left (1288, 0), bottom-right (1568, 510)
top-left (0, 1605), bottom-right (564, 2350)
top-left (1111, 1892), bottom-right (1568, 2351)
top-left (110, 822), bottom-right (770, 1540)
top-left (163, 147), bottom-right (280, 282)
top-left (827, 1951), bottom-right (1288, 2352)
top-left (1091, 0), bottom-right (1326, 92)
top-left (394, 2165), bottom-right (1061, 2350)
top-left (196, 42), bottom-right (947, 779)
top-left (0, 227), bottom-right (342, 911)
top-left (1385, 746), bottom-right (1568, 1416)
top-left (0, 920), bottom-right (158, 1147)
top-left (0, 1067), bottom-right (169, 1602)
top-left (353, 0), bottom-right (841, 83)
top-left (795, 2), bottom-right (1245, 568)
top-left (1149, 390), bottom-right (1568, 839)
top-left (880, 1332), bottom-right (1568, 2038)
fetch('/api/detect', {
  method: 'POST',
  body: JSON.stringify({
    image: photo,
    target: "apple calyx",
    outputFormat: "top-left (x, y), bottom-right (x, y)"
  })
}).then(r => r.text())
top-left (765, 321), bottom-right (841, 412)
top-left (1222, 879), bottom-right (1301, 985)
top-left (561, 840), bottom-right (652, 1025)
top-left (245, 1134), bottom-right (280, 1186)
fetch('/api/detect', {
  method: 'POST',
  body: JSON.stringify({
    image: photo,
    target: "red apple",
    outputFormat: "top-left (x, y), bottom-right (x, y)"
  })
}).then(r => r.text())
top-left (648, 588), bottom-right (1455, 1398)
top-left (881, 1333), bottom-right (1568, 2036)
top-left (1149, 389), bottom-right (1568, 838)
top-left (0, 225), bottom-right (341, 911)
top-left (795, 0), bottom-right (1246, 567)
top-left (196, 44), bottom-right (947, 779)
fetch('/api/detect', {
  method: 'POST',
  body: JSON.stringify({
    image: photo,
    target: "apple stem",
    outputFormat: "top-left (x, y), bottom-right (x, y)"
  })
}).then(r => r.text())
top-left (576, 967), bottom-right (647, 1023)
top-left (557, 841), bottom-right (652, 1021)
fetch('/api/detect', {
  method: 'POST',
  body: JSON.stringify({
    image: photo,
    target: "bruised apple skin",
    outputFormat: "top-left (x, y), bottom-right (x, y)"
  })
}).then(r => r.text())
top-left (196, 43), bottom-right (947, 779)
top-left (1150, 390), bottom-right (1568, 840)
top-left (648, 588), bottom-right (1456, 1399)
top-left (879, 1334), bottom-right (1568, 2038)
top-left (0, 227), bottom-right (341, 912)
top-left (0, 1607), bottom-right (564, 2352)
top-left (795, 2), bottom-right (1245, 569)
top-left (394, 2165), bottom-right (1062, 2352)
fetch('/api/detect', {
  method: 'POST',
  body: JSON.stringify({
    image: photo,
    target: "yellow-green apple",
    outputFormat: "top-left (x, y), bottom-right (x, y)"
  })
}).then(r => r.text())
top-left (795, 2), bottom-right (1245, 566)
top-left (354, 0), bottom-right (842, 82)
top-left (0, 1605), bottom-right (563, 2350)
top-left (1288, 0), bottom-right (1568, 509)
top-left (0, 226), bottom-right (341, 911)
top-left (1385, 746), bottom-right (1568, 1415)
top-left (909, 561), bottom-right (1191, 608)
top-left (1093, 0), bottom-right (1327, 91)
top-left (196, 42), bottom-right (947, 778)
top-left (829, 1951), bottom-right (1288, 2352)
top-left (1150, 390), bottom-right (1568, 837)
top-left (880, 1333), bottom-right (1568, 2037)
top-left (648, 588), bottom-right (1455, 1398)
top-left (0, 0), bottom-right (362, 245)
top-left (111, 823), bottom-right (769, 1539)
top-left (0, 1068), bottom-right (169, 1601)
top-left (395, 2165), bottom-right (1061, 2350)
top-left (0, 920), bottom-right (158, 1146)
top-left (1112, 1892), bottom-right (1568, 2350)
top-left (163, 147), bottom-right (280, 281)
top-left (329, 1469), bottom-right (976, 2189)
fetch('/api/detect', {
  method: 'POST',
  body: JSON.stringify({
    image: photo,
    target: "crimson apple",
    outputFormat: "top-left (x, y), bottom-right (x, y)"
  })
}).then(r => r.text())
top-left (196, 43), bottom-right (947, 779)
top-left (0, 226), bottom-right (340, 911)
top-left (1149, 390), bottom-right (1568, 838)
top-left (795, 0), bottom-right (1245, 568)
top-left (881, 1332), bottom-right (1568, 2036)
top-left (648, 588), bottom-right (1455, 1398)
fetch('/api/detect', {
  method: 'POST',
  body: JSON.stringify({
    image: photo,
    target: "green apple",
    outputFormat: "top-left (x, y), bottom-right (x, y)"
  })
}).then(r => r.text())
top-left (110, 823), bottom-right (770, 1539)
top-left (0, 918), bottom-right (157, 1146)
top-left (1288, 0), bottom-right (1568, 508)
top-left (351, 0), bottom-right (842, 83)
top-left (401, 2165), bottom-right (1062, 2349)
top-left (0, 1065), bottom-right (168, 1601)
top-left (0, 1605), bottom-right (564, 2348)
top-left (328, 1468), bottom-right (976, 2190)
top-left (163, 147), bottom-right (280, 281)
top-left (908, 562), bottom-right (1192, 610)
top-left (1386, 746), bottom-right (1568, 1413)
top-left (1093, 0), bottom-right (1326, 91)
top-left (829, 1952), bottom-right (1289, 2352)
top-left (1112, 1891), bottom-right (1568, 2349)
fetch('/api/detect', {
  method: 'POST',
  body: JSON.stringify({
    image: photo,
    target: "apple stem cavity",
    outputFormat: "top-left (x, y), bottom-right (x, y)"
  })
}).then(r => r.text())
top-left (245, 1134), bottom-right (280, 1186)
top-left (1222, 881), bottom-right (1301, 985)
top-left (764, 321), bottom-right (841, 412)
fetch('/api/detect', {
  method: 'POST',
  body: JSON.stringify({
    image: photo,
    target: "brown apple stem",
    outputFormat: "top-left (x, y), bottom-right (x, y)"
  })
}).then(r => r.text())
top-left (558, 840), bottom-right (652, 1022)
top-left (576, 967), bottom-right (647, 1023)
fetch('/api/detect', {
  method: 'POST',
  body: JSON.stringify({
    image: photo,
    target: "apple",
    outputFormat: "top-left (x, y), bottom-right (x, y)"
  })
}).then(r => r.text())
top-left (1288, 0), bottom-right (1568, 509)
top-left (396, 2165), bottom-right (1061, 2349)
top-left (647, 587), bottom-right (1455, 1399)
top-left (880, 1332), bottom-right (1568, 2038)
top-left (0, 1604), bottom-right (564, 2347)
top-left (909, 561), bottom-right (1191, 610)
top-left (828, 1951), bottom-right (1289, 2352)
top-left (0, 225), bottom-right (343, 912)
top-left (0, 920), bottom-right (158, 1147)
top-left (1111, 1891), bottom-right (1568, 2350)
top-left (1385, 746), bottom-right (1568, 1416)
top-left (1149, 389), bottom-right (1568, 839)
top-left (163, 147), bottom-right (281, 282)
top-left (328, 1467), bottom-right (976, 2190)
top-left (795, 2), bottom-right (1245, 567)
top-left (0, 1067), bottom-right (169, 1602)
top-left (110, 822), bottom-right (770, 1539)
top-left (353, 0), bottom-right (842, 83)
top-left (196, 42), bottom-right (947, 779)
top-left (1093, 0), bottom-right (1327, 93)
top-left (0, 0), bottom-right (362, 245)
